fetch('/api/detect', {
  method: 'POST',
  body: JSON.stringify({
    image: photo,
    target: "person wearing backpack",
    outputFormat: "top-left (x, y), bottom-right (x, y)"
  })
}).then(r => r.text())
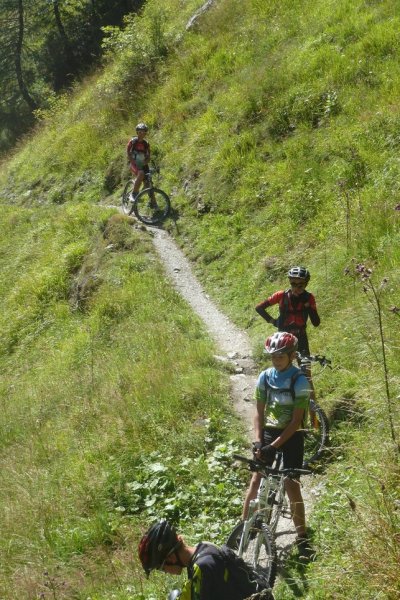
top-left (255, 266), bottom-right (320, 357)
top-left (241, 332), bottom-right (314, 562)
top-left (255, 266), bottom-right (320, 401)
top-left (138, 520), bottom-right (274, 600)
top-left (126, 122), bottom-right (151, 202)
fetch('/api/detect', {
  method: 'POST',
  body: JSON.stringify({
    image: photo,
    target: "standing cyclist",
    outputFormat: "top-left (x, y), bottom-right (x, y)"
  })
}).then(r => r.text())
top-left (255, 266), bottom-right (320, 400)
top-left (255, 266), bottom-right (320, 357)
top-left (242, 332), bottom-right (314, 561)
top-left (138, 520), bottom-right (274, 600)
top-left (127, 122), bottom-right (151, 202)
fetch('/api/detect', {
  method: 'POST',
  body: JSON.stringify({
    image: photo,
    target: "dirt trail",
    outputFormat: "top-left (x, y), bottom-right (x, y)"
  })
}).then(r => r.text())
top-left (148, 226), bottom-right (315, 561)
top-left (151, 228), bottom-right (257, 433)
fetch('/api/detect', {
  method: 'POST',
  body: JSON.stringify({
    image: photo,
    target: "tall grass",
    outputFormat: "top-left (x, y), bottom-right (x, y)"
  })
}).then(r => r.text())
top-left (1, 0), bottom-right (400, 597)
top-left (0, 204), bottom-right (245, 599)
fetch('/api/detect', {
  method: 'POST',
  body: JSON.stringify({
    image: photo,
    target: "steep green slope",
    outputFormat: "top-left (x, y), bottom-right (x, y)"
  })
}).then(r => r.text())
top-left (1, 0), bottom-right (399, 598)
top-left (0, 203), bottom-right (245, 599)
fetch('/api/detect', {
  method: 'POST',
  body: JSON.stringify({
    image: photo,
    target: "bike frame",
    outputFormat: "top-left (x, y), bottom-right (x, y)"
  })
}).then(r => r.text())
top-left (234, 454), bottom-right (312, 538)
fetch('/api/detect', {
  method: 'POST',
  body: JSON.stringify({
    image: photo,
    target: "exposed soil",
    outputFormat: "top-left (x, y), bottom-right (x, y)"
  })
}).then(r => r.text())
top-left (148, 226), bottom-right (318, 563)
top-left (107, 190), bottom-right (323, 567)
top-left (151, 228), bottom-right (257, 434)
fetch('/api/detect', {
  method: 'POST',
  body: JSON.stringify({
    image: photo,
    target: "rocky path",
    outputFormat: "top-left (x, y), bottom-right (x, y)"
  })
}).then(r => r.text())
top-left (151, 228), bottom-right (257, 434)
top-left (108, 193), bottom-right (321, 567)
top-left (148, 226), bottom-right (315, 562)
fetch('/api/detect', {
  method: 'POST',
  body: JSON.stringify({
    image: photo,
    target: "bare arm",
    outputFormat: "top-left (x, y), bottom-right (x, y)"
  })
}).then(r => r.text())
top-left (254, 400), bottom-right (265, 444)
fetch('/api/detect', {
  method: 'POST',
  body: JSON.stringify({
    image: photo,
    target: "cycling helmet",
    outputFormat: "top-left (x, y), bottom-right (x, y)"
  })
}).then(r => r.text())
top-left (136, 122), bottom-right (148, 132)
top-left (138, 520), bottom-right (179, 575)
top-left (287, 266), bottom-right (310, 282)
top-left (264, 332), bottom-right (298, 355)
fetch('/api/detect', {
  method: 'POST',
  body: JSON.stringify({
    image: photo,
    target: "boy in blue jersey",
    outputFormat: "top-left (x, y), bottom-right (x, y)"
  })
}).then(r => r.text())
top-left (242, 331), bottom-right (313, 561)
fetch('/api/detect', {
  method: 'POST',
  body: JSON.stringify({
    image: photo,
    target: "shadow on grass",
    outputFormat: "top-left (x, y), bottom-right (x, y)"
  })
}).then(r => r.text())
top-left (275, 528), bottom-right (318, 598)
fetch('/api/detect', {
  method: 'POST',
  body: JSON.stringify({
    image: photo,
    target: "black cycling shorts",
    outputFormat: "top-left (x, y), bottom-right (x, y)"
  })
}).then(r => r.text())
top-left (284, 327), bottom-right (310, 356)
top-left (263, 428), bottom-right (304, 471)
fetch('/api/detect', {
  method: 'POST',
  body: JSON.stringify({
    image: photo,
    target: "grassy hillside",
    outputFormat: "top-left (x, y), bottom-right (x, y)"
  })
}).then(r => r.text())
top-left (1, 0), bottom-right (399, 598)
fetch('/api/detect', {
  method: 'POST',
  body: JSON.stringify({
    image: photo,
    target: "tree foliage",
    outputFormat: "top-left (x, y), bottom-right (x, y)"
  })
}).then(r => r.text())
top-left (0, 0), bottom-right (144, 153)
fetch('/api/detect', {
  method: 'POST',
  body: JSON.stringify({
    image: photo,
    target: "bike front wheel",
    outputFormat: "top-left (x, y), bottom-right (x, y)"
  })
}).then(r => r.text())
top-left (266, 480), bottom-right (287, 535)
top-left (133, 187), bottom-right (170, 225)
top-left (226, 521), bottom-right (277, 588)
top-left (122, 180), bottom-right (133, 215)
top-left (303, 400), bottom-right (330, 467)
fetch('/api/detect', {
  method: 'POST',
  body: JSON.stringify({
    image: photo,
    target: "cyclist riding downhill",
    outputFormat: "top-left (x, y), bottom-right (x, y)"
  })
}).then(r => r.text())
top-left (255, 266), bottom-right (320, 402)
top-left (138, 519), bottom-right (274, 600)
top-left (127, 122), bottom-right (151, 203)
top-left (241, 332), bottom-right (315, 562)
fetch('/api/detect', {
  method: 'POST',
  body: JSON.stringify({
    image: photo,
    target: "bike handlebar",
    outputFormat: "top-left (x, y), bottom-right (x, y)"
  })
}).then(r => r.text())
top-left (233, 454), bottom-right (313, 477)
top-left (297, 353), bottom-right (332, 368)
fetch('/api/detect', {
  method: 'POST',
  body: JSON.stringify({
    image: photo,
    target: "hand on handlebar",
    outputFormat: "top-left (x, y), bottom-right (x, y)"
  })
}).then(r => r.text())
top-left (252, 442), bottom-right (276, 463)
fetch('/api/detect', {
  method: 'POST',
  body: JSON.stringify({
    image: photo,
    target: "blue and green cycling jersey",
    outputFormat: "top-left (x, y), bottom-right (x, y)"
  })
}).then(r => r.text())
top-left (255, 364), bottom-right (310, 429)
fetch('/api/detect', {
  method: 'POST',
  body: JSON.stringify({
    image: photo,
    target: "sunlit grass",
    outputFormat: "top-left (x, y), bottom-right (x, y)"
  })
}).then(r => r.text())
top-left (0, 0), bottom-right (400, 597)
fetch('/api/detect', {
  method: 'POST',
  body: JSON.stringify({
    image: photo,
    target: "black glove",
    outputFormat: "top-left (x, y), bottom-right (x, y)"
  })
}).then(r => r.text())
top-left (260, 444), bottom-right (276, 463)
top-left (252, 441), bottom-right (262, 457)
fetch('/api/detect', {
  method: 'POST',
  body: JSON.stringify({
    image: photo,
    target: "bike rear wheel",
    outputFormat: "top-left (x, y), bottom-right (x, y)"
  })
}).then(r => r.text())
top-left (133, 187), bottom-right (170, 225)
top-left (303, 400), bottom-right (329, 467)
top-left (122, 180), bottom-right (133, 215)
top-left (226, 521), bottom-right (277, 588)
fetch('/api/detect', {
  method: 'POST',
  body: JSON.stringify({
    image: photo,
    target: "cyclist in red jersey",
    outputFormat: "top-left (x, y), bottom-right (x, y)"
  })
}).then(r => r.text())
top-left (255, 266), bottom-right (320, 400)
top-left (127, 122), bottom-right (151, 201)
top-left (255, 266), bottom-right (320, 356)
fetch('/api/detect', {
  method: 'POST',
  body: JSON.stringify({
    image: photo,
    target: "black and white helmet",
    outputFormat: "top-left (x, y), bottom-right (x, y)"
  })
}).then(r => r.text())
top-left (138, 520), bottom-right (179, 575)
top-left (136, 122), bottom-right (148, 132)
top-left (288, 266), bottom-right (310, 282)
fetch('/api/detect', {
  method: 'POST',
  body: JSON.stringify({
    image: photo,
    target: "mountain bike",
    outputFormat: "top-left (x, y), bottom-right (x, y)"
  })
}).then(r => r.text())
top-left (227, 454), bottom-right (312, 579)
top-left (226, 457), bottom-right (278, 588)
top-left (121, 166), bottom-right (170, 225)
top-left (297, 353), bottom-right (331, 467)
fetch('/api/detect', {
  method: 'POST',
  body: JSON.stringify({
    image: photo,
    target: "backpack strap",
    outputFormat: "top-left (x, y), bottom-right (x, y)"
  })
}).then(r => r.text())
top-left (277, 289), bottom-right (290, 329)
top-left (289, 371), bottom-right (303, 400)
top-left (263, 369), bottom-right (304, 401)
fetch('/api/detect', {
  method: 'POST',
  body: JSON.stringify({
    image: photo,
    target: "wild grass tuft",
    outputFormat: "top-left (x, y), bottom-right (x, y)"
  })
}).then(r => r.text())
top-left (1, 0), bottom-right (400, 597)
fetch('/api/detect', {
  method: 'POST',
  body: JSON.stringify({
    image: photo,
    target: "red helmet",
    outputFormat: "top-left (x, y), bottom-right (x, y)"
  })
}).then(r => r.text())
top-left (138, 520), bottom-right (179, 576)
top-left (264, 332), bottom-right (298, 355)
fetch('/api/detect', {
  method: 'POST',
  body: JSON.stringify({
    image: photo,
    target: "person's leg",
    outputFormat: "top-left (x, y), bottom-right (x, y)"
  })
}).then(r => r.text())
top-left (133, 170), bottom-right (145, 195)
top-left (282, 432), bottom-right (314, 560)
top-left (242, 429), bottom-right (278, 519)
top-left (281, 432), bottom-right (306, 535)
top-left (297, 335), bottom-right (316, 403)
top-left (284, 477), bottom-right (306, 536)
top-left (242, 472), bottom-right (262, 520)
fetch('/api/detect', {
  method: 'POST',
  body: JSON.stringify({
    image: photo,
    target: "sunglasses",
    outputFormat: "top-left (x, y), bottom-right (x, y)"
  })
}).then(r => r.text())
top-left (290, 281), bottom-right (306, 288)
top-left (158, 543), bottom-right (180, 571)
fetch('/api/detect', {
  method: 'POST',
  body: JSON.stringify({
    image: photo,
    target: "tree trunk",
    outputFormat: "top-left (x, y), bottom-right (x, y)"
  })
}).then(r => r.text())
top-left (15, 0), bottom-right (37, 111)
top-left (52, 0), bottom-right (77, 74)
